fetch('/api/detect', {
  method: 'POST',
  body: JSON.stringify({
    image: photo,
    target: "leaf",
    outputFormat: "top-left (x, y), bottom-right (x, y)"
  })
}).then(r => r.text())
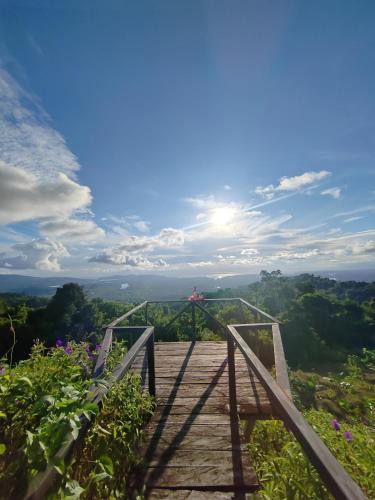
top-left (0, 411), bottom-right (6, 418)
top-left (99, 455), bottom-right (114, 476)
top-left (18, 376), bottom-right (33, 388)
top-left (93, 471), bottom-right (110, 482)
top-left (0, 443), bottom-right (6, 455)
top-left (96, 424), bottom-right (111, 436)
top-left (26, 430), bottom-right (34, 446)
top-left (69, 420), bottom-right (79, 440)
top-left (52, 457), bottom-right (66, 476)
top-left (63, 480), bottom-right (85, 499)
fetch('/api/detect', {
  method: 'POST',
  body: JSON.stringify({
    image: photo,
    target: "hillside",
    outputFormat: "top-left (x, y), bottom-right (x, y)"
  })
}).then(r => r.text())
top-left (1, 269), bottom-right (375, 301)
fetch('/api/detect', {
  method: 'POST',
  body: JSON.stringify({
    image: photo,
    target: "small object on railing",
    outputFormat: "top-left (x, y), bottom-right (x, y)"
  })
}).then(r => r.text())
top-left (188, 286), bottom-right (204, 301)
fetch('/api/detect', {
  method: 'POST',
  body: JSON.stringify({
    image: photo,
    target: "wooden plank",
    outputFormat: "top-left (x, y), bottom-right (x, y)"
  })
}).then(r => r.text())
top-left (139, 465), bottom-right (258, 490)
top-left (153, 375), bottom-right (255, 384)
top-left (149, 414), bottom-right (231, 426)
top-left (148, 488), bottom-right (236, 499)
top-left (132, 359), bottom-right (249, 368)
top-left (144, 425), bottom-right (233, 439)
top-left (145, 449), bottom-right (247, 467)
top-left (151, 403), bottom-right (227, 415)
top-left (227, 326), bottom-right (366, 500)
top-left (141, 434), bottom-right (246, 452)
top-left (155, 385), bottom-right (268, 399)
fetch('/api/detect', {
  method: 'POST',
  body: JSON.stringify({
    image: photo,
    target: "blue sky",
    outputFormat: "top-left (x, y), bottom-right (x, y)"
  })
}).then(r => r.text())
top-left (0, 0), bottom-right (374, 277)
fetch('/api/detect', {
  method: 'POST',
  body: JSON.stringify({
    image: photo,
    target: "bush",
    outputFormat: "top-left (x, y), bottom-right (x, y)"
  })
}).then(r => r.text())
top-left (0, 339), bottom-right (153, 499)
top-left (248, 410), bottom-right (375, 499)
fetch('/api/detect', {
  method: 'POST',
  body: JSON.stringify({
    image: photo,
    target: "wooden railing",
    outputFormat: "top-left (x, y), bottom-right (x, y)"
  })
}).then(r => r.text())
top-left (23, 297), bottom-right (367, 500)
top-left (25, 325), bottom-right (155, 500)
top-left (226, 324), bottom-right (366, 500)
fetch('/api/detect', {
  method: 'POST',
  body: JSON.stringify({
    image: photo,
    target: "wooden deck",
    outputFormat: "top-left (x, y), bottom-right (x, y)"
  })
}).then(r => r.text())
top-left (131, 341), bottom-right (274, 499)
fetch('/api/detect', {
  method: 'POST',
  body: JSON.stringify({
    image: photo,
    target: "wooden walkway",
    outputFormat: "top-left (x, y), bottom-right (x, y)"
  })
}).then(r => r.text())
top-left (131, 341), bottom-right (274, 499)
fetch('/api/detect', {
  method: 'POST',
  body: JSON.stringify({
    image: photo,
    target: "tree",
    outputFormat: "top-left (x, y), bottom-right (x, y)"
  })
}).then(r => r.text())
top-left (41, 283), bottom-right (103, 343)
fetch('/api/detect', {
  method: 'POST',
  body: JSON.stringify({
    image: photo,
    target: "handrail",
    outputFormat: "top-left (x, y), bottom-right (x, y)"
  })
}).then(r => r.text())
top-left (106, 300), bottom-right (148, 328)
top-left (92, 327), bottom-right (113, 378)
top-left (24, 326), bottom-right (155, 500)
top-left (227, 325), bottom-right (367, 500)
top-left (271, 323), bottom-right (291, 398)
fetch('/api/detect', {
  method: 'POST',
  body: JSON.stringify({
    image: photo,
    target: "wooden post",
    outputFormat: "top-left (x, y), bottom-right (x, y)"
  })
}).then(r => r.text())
top-left (227, 335), bottom-right (237, 414)
top-left (191, 302), bottom-right (196, 342)
top-left (147, 332), bottom-right (156, 397)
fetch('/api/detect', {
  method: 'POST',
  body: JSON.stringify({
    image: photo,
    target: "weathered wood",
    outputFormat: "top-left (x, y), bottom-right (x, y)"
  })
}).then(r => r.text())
top-left (144, 424), bottom-right (234, 438)
top-left (140, 465), bottom-right (258, 491)
top-left (155, 385), bottom-right (267, 399)
top-left (92, 327), bottom-right (112, 378)
top-left (148, 489), bottom-right (235, 499)
top-left (142, 434), bottom-right (246, 452)
top-left (150, 414), bottom-right (231, 425)
top-left (146, 449), bottom-right (243, 466)
top-left (272, 323), bottom-right (292, 398)
top-left (147, 333), bottom-right (156, 397)
top-left (106, 300), bottom-right (147, 328)
top-left (227, 326), bottom-right (367, 500)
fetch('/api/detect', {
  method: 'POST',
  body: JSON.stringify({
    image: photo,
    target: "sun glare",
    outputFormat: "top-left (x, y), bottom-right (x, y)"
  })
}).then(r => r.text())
top-left (210, 207), bottom-right (236, 226)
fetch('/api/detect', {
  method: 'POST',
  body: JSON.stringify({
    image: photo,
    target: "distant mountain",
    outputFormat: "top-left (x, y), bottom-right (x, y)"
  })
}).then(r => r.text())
top-left (0, 269), bottom-right (374, 301)
top-left (310, 269), bottom-right (375, 282)
top-left (0, 273), bottom-right (259, 301)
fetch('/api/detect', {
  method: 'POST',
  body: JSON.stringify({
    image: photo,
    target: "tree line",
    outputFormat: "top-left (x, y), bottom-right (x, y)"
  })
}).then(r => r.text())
top-left (1, 271), bottom-right (374, 367)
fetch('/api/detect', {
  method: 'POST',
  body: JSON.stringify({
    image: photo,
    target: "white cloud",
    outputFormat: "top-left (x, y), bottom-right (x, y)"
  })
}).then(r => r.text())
top-left (0, 69), bottom-right (79, 179)
top-left (0, 238), bottom-right (69, 271)
top-left (188, 260), bottom-right (214, 267)
top-left (89, 227), bottom-right (184, 269)
top-left (272, 249), bottom-right (321, 261)
top-left (352, 240), bottom-right (375, 255)
top-left (118, 228), bottom-right (184, 253)
top-left (240, 248), bottom-right (259, 255)
top-left (89, 248), bottom-right (167, 269)
top-left (343, 216), bottom-right (363, 223)
top-left (0, 161), bottom-right (92, 224)
top-left (196, 213), bottom-right (207, 221)
top-left (321, 187), bottom-right (341, 199)
top-left (224, 185), bottom-right (232, 190)
top-left (331, 205), bottom-right (375, 219)
top-left (256, 170), bottom-right (331, 199)
top-left (39, 218), bottom-right (105, 242)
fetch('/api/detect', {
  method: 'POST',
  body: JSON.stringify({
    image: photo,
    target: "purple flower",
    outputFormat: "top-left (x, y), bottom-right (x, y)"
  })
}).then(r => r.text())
top-left (85, 345), bottom-right (91, 353)
top-left (64, 346), bottom-right (73, 355)
top-left (88, 354), bottom-right (95, 362)
top-left (331, 419), bottom-right (340, 431)
top-left (95, 344), bottom-right (102, 351)
top-left (344, 431), bottom-right (353, 442)
top-left (56, 338), bottom-right (64, 347)
top-left (0, 366), bottom-right (5, 376)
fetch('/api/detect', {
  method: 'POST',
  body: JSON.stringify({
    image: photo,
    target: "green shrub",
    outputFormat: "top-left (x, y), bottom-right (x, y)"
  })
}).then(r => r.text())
top-left (248, 410), bottom-right (374, 499)
top-left (60, 373), bottom-right (154, 499)
top-left (0, 339), bottom-right (153, 499)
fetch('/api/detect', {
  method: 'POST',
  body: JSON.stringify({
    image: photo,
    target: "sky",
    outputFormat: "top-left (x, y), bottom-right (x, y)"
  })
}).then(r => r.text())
top-left (0, 0), bottom-right (374, 278)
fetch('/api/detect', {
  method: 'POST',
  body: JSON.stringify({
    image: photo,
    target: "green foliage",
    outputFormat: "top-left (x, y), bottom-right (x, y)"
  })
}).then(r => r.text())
top-left (248, 409), bottom-right (375, 499)
top-left (249, 350), bottom-right (375, 499)
top-left (0, 338), bottom-right (152, 499)
top-left (289, 349), bottom-right (375, 426)
top-left (60, 373), bottom-right (154, 499)
top-left (0, 341), bottom-right (98, 498)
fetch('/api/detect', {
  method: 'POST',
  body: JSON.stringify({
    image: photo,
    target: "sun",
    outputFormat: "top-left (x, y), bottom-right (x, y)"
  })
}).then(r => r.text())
top-left (210, 207), bottom-right (236, 226)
